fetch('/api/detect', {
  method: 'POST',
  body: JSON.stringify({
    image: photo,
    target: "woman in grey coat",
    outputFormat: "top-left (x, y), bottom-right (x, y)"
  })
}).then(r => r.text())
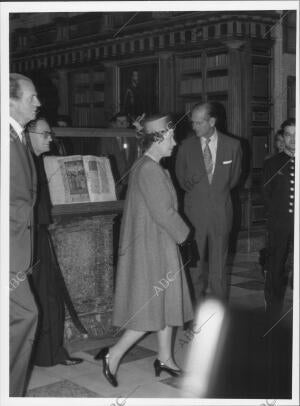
top-left (95, 114), bottom-right (193, 387)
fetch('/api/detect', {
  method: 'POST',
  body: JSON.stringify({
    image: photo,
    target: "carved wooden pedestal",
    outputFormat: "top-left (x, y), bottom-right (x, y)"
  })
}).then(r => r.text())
top-left (50, 201), bottom-right (123, 342)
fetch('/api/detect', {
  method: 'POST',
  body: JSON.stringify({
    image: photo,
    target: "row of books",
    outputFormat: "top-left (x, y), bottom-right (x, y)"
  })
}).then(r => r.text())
top-left (73, 106), bottom-right (105, 127)
top-left (94, 91), bottom-right (105, 103)
top-left (74, 90), bottom-right (105, 104)
top-left (73, 107), bottom-right (92, 127)
top-left (206, 76), bottom-right (229, 92)
top-left (179, 53), bottom-right (228, 73)
top-left (93, 71), bottom-right (105, 82)
top-left (73, 72), bottom-right (90, 84)
top-left (179, 56), bottom-right (202, 73)
top-left (74, 92), bottom-right (92, 104)
top-left (206, 53), bottom-right (228, 67)
top-left (180, 78), bottom-right (203, 94)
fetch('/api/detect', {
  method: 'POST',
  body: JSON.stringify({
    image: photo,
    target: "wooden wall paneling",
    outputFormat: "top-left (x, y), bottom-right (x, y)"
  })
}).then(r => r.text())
top-left (104, 63), bottom-right (118, 121)
top-left (158, 53), bottom-right (175, 113)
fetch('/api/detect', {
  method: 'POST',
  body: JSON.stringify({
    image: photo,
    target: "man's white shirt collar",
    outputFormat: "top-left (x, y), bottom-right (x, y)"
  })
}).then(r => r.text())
top-left (9, 117), bottom-right (24, 142)
top-left (200, 128), bottom-right (218, 147)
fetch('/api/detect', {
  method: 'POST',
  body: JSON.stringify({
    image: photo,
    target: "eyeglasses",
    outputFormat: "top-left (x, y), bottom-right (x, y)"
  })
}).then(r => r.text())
top-left (29, 131), bottom-right (55, 139)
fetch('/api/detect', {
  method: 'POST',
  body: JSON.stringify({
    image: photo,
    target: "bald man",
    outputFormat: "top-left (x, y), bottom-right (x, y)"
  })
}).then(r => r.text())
top-left (176, 102), bottom-right (242, 301)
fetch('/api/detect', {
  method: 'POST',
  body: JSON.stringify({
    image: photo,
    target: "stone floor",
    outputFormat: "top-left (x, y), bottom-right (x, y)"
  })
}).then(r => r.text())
top-left (25, 252), bottom-right (294, 403)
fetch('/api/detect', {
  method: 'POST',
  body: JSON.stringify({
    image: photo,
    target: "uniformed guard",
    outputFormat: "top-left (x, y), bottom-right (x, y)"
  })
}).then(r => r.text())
top-left (263, 118), bottom-right (295, 316)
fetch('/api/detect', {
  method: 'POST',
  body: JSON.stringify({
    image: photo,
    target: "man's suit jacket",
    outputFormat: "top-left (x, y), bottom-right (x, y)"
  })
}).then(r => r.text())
top-left (175, 132), bottom-right (242, 235)
top-left (10, 125), bottom-right (37, 275)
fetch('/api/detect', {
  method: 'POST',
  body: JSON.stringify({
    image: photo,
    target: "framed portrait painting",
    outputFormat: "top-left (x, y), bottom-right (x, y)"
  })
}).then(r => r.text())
top-left (119, 61), bottom-right (159, 121)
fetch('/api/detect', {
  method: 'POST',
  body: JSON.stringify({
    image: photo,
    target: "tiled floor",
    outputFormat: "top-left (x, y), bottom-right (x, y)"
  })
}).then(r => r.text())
top-left (26, 252), bottom-right (294, 401)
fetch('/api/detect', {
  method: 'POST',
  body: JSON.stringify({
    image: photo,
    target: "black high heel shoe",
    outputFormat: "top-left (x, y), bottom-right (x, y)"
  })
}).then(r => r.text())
top-left (94, 347), bottom-right (118, 387)
top-left (153, 359), bottom-right (182, 377)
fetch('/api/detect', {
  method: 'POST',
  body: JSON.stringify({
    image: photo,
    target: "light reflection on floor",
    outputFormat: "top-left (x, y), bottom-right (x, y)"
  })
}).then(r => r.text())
top-left (26, 252), bottom-right (293, 400)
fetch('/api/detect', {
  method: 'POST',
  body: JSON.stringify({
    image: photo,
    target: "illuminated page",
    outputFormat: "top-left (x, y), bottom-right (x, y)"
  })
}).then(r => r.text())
top-left (83, 156), bottom-right (116, 202)
top-left (44, 155), bottom-right (90, 204)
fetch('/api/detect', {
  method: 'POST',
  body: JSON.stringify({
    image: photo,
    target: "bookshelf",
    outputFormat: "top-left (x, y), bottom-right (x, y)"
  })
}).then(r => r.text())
top-left (176, 51), bottom-right (229, 117)
top-left (206, 70), bottom-right (229, 92)
top-left (175, 43), bottom-right (273, 225)
top-left (206, 53), bottom-right (228, 68)
top-left (9, 10), bottom-right (290, 235)
top-left (70, 68), bottom-right (105, 127)
top-left (177, 54), bottom-right (203, 113)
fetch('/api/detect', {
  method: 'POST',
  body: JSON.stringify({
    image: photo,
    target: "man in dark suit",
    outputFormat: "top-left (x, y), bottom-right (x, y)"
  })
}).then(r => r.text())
top-left (263, 118), bottom-right (295, 317)
top-left (9, 73), bottom-right (41, 396)
top-left (27, 117), bottom-right (83, 367)
top-left (175, 102), bottom-right (242, 300)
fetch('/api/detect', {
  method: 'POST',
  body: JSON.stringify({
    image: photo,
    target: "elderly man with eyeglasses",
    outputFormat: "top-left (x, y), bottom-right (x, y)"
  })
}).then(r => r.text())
top-left (26, 117), bottom-right (83, 367)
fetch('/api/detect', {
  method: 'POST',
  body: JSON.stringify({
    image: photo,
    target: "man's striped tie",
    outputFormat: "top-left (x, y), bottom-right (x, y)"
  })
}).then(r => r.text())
top-left (203, 138), bottom-right (213, 184)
